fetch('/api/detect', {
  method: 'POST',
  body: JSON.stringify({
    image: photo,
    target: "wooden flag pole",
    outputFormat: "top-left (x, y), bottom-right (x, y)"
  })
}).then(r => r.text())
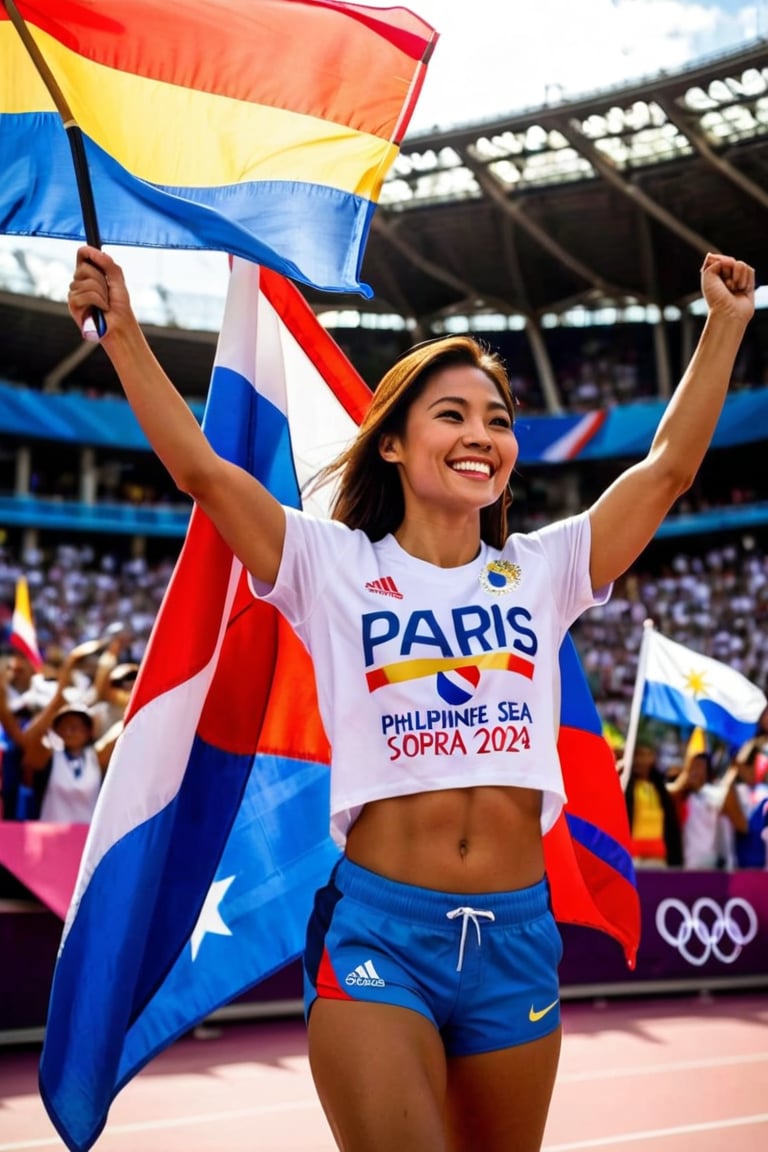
top-left (3, 0), bottom-right (106, 339)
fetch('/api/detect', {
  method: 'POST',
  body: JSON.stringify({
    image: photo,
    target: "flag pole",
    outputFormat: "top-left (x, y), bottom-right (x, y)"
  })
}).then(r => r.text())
top-left (621, 617), bottom-right (655, 790)
top-left (2, 0), bottom-right (106, 340)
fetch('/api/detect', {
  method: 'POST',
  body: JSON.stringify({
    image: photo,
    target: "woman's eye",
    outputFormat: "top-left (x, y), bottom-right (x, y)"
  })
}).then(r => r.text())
top-left (438, 409), bottom-right (462, 421)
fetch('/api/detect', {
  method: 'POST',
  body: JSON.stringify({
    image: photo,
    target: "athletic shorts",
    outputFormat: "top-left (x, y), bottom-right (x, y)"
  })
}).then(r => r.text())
top-left (303, 856), bottom-right (563, 1057)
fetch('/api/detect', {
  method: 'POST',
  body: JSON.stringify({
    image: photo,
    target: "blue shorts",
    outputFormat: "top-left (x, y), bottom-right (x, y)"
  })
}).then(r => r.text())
top-left (303, 857), bottom-right (563, 1057)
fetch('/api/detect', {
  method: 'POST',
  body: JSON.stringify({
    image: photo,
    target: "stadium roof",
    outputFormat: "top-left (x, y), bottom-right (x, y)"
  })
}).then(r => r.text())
top-left (318, 38), bottom-right (768, 329)
top-left (1, 39), bottom-right (767, 399)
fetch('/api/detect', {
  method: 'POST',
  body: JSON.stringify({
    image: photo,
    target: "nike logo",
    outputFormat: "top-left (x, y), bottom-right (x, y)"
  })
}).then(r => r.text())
top-left (529, 999), bottom-right (559, 1023)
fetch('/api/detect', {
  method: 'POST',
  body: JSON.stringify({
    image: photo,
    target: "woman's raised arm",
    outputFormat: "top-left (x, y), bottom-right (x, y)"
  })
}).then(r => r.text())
top-left (588, 253), bottom-right (755, 590)
top-left (68, 247), bottom-right (286, 586)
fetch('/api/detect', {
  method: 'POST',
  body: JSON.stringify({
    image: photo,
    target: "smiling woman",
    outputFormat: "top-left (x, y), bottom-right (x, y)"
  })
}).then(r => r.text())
top-left (63, 244), bottom-right (756, 1152)
top-left (318, 337), bottom-right (517, 554)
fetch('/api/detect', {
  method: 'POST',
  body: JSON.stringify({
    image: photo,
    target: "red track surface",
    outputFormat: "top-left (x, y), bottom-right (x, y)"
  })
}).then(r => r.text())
top-left (1, 993), bottom-right (767, 1151)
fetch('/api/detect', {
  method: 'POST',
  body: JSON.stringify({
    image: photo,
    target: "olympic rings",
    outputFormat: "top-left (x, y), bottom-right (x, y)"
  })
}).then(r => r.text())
top-left (655, 897), bottom-right (759, 967)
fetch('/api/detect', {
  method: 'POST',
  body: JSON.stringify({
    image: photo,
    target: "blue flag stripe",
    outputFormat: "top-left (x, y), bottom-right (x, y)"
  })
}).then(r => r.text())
top-left (565, 813), bottom-right (636, 885)
top-left (2, 116), bottom-right (375, 297)
top-left (642, 681), bottom-right (758, 748)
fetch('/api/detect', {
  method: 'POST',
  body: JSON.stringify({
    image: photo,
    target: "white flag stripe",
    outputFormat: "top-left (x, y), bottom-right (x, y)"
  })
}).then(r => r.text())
top-left (213, 261), bottom-right (263, 390)
top-left (280, 310), bottom-right (360, 517)
top-left (11, 614), bottom-right (37, 649)
top-left (541, 413), bottom-right (602, 462)
top-left (62, 555), bottom-right (244, 940)
top-left (214, 259), bottom-right (359, 518)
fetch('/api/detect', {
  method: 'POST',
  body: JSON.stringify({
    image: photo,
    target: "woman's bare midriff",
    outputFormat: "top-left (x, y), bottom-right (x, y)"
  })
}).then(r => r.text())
top-left (344, 785), bottom-right (546, 893)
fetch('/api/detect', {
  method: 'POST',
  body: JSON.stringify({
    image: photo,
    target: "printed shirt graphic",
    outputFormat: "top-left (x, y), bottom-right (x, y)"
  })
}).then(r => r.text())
top-left (257, 508), bottom-right (610, 844)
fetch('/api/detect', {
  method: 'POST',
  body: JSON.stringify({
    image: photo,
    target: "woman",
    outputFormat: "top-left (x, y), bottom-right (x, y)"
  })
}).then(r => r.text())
top-left (2, 640), bottom-right (121, 821)
top-left (624, 740), bottom-right (683, 867)
top-left (68, 247), bottom-right (754, 1151)
top-left (20, 701), bottom-right (116, 823)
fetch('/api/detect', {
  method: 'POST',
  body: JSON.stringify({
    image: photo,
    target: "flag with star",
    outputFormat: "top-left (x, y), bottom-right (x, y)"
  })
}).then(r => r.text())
top-left (640, 626), bottom-right (767, 748)
top-left (38, 258), bottom-right (368, 1152)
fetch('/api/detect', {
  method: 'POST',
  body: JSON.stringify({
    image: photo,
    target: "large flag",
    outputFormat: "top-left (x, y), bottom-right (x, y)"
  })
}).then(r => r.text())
top-left (640, 627), bottom-right (767, 749)
top-left (39, 262), bottom-right (639, 1152)
top-left (39, 259), bottom-right (371, 1152)
top-left (9, 573), bottom-right (43, 668)
top-left (0, 0), bottom-right (437, 295)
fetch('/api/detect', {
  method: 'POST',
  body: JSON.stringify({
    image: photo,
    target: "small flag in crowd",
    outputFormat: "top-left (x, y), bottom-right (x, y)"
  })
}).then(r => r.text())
top-left (684, 725), bottom-right (708, 761)
top-left (10, 574), bottom-right (42, 669)
top-left (0, 0), bottom-right (437, 295)
top-left (640, 627), bottom-right (767, 749)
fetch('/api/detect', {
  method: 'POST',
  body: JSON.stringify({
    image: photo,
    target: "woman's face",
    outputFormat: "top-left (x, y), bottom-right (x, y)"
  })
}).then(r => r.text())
top-left (379, 364), bottom-right (518, 519)
top-left (54, 714), bottom-right (92, 752)
top-left (632, 744), bottom-right (656, 779)
top-left (685, 755), bottom-right (709, 790)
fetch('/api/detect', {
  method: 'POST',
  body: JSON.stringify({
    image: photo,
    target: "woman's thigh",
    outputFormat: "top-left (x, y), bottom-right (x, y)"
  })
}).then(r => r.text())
top-left (307, 998), bottom-right (449, 1152)
top-left (445, 1026), bottom-right (562, 1152)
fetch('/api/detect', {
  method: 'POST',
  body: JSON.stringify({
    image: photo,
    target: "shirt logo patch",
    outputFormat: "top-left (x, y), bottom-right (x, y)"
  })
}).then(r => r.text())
top-left (480, 560), bottom-right (522, 595)
top-left (436, 665), bottom-right (481, 705)
top-left (364, 576), bottom-right (403, 599)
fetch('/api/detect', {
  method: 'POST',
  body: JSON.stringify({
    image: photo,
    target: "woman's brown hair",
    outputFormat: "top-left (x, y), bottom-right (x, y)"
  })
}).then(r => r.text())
top-left (314, 335), bottom-right (515, 547)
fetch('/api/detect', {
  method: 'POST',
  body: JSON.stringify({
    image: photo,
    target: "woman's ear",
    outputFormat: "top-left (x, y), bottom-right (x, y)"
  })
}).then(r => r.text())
top-left (378, 433), bottom-right (400, 462)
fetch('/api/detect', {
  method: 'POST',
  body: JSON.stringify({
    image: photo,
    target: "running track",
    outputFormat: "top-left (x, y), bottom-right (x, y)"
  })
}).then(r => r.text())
top-left (1, 993), bottom-right (766, 1150)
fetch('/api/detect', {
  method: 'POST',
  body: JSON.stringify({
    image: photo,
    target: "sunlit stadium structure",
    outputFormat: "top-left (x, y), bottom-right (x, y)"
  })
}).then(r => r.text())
top-left (308, 37), bottom-right (768, 412)
top-left (1, 39), bottom-right (767, 555)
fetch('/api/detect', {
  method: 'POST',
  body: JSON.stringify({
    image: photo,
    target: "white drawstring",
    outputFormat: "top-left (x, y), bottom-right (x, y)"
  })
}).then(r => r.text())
top-left (446, 906), bottom-right (496, 971)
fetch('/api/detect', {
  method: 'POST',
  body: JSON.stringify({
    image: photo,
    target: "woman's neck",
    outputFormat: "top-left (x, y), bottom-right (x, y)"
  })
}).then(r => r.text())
top-left (393, 514), bottom-right (482, 568)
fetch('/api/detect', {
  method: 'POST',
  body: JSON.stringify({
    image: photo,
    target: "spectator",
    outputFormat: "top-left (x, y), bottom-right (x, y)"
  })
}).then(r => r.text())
top-left (730, 738), bottom-right (768, 868)
top-left (667, 750), bottom-right (746, 869)
top-left (1, 639), bottom-right (120, 820)
top-left (624, 740), bottom-right (682, 867)
top-left (1, 651), bottom-right (37, 818)
top-left (19, 701), bottom-right (119, 823)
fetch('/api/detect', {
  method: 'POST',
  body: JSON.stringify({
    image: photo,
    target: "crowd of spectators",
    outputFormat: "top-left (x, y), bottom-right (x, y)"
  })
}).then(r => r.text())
top-left (622, 732), bottom-right (768, 872)
top-left (577, 538), bottom-right (768, 740)
top-left (0, 542), bottom-right (161, 823)
top-left (1, 534), bottom-right (768, 866)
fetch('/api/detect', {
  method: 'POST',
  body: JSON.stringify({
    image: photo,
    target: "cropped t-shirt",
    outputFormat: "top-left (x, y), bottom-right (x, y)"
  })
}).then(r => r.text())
top-left (252, 509), bottom-right (610, 847)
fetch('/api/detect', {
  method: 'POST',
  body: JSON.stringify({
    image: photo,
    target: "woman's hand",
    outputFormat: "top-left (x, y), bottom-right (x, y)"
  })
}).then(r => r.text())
top-left (68, 246), bottom-right (137, 342)
top-left (701, 252), bottom-right (755, 326)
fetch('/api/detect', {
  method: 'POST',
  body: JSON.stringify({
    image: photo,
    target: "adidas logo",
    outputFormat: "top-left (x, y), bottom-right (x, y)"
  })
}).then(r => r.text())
top-left (364, 576), bottom-right (403, 599)
top-left (345, 959), bottom-right (386, 987)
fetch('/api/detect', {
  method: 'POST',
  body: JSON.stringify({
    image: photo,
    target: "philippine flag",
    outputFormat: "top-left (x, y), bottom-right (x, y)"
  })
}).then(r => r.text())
top-left (641, 627), bottom-right (767, 749)
top-left (39, 259), bottom-right (639, 1152)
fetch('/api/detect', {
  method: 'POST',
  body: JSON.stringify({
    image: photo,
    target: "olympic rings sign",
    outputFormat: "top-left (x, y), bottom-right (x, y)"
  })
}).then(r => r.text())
top-left (655, 897), bottom-right (759, 967)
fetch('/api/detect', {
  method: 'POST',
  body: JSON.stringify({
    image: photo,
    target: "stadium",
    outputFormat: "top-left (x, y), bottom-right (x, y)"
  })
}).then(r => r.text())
top-left (1, 28), bottom-right (768, 1152)
top-left (3, 38), bottom-right (768, 731)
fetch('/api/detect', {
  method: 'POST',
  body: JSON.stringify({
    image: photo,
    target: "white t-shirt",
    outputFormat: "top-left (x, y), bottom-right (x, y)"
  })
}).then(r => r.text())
top-left (253, 509), bottom-right (609, 847)
top-left (40, 746), bottom-right (102, 824)
top-left (682, 781), bottom-right (731, 869)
